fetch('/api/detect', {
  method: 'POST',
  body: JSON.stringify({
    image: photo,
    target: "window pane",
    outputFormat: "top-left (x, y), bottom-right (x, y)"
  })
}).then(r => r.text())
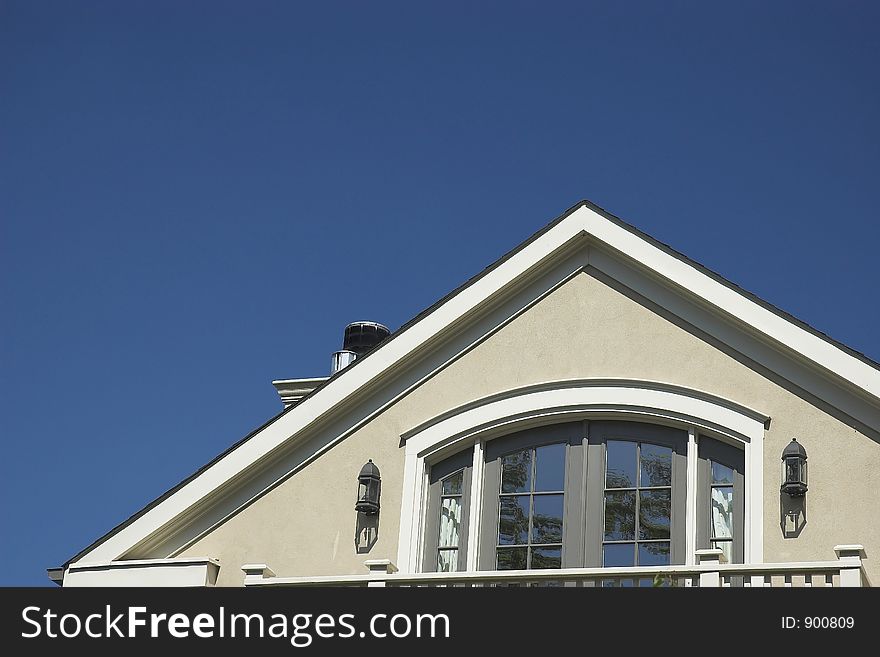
top-left (496, 547), bottom-right (527, 570)
top-left (534, 443), bottom-right (566, 491)
top-left (712, 540), bottom-right (733, 564)
top-left (606, 440), bottom-right (637, 488)
top-left (711, 461), bottom-right (734, 485)
top-left (603, 543), bottom-right (635, 567)
top-left (639, 490), bottom-right (671, 539)
top-left (531, 547), bottom-right (562, 569)
top-left (439, 497), bottom-right (462, 547)
top-left (437, 549), bottom-right (458, 572)
top-left (501, 450), bottom-right (532, 493)
top-left (640, 443), bottom-right (672, 487)
top-left (498, 495), bottom-right (530, 545)
top-left (711, 486), bottom-right (734, 539)
top-left (638, 542), bottom-right (670, 566)
top-left (441, 470), bottom-right (463, 496)
top-left (604, 491), bottom-right (636, 540)
top-left (532, 494), bottom-right (564, 544)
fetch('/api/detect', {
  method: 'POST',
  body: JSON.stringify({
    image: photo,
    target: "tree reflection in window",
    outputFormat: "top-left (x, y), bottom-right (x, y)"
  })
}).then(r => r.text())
top-left (437, 470), bottom-right (463, 572)
top-left (496, 443), bottom-right (565, 569)
top-left (603, 441), bottom-right (671, 568)
top-left (709, 461), bottom-right (734, 564)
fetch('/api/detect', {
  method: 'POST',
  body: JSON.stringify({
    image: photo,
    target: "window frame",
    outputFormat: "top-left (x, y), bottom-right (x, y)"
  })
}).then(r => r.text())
top-left (478, 420), bottom-right (692, 570)
top-left (422, 447), bottom-right (473, 572)
top-left (587, 420), bottom-right (688, 568)
top-left (696, 435), bottom-right (745, 564)
top-left (479, 423), bottom-right (584, 570)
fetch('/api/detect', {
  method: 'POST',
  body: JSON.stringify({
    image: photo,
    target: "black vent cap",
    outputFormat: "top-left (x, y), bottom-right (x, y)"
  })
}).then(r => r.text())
top-left (343, 321), bottom-right (390, 356)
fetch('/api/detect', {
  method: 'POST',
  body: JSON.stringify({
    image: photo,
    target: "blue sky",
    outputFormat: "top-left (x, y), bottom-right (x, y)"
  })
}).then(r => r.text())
top-left (1, 1), bottom-right (878, 585)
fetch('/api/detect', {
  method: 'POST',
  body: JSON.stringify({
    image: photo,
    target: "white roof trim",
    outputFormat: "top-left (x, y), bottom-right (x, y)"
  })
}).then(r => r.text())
top-left (583, 214), bottom-right (880, 397)
top-left (69, 203), bottom-right (880, 564)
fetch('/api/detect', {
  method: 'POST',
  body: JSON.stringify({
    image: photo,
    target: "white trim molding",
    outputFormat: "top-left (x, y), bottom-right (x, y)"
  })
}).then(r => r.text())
top-left (271, 377), bottom-right (328, 408)
top-left (63, 557), bottom-right (220, 587)
top-left (397, 379), bottom-right (767, 573)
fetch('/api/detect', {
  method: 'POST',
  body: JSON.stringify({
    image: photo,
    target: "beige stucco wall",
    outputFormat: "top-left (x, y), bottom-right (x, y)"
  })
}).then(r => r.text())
top-left (181, 271), bottom-right (880, 585)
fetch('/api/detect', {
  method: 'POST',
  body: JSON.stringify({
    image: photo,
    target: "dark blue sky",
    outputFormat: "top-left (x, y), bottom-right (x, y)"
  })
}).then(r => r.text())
top-left (2, 2), bottom-right (878, 585)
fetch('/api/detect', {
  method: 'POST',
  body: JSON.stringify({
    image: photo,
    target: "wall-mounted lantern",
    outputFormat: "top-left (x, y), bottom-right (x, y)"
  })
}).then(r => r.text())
top-left (780, 438), bottom-right (808, 497)
top-left (355, 459), bottom-right (381, 515)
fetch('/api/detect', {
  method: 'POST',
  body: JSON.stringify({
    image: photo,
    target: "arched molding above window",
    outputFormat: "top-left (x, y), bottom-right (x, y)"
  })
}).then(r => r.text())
top-left (397, 379), bottom-right (767, 573)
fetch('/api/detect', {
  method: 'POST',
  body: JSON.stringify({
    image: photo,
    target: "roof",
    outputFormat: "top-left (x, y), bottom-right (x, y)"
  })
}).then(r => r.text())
top-left (57, 199), bottom-right (880, 572)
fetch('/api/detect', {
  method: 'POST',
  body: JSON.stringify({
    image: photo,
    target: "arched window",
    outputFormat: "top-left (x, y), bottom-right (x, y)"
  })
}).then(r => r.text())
top-left (421, 420), bottom-right (744, 572)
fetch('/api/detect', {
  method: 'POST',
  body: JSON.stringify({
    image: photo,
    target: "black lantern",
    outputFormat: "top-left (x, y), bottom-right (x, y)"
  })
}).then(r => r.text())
top-left (355, 459), bottom-right (381, 515)
top-left (780, 438), bottom-right (808, 497)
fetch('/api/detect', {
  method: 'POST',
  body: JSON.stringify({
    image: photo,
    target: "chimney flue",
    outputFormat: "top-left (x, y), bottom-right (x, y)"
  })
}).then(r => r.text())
top-left (331, 349), bottom-right (357, 374)
top-left (331, 321), bottom-right (390, 374)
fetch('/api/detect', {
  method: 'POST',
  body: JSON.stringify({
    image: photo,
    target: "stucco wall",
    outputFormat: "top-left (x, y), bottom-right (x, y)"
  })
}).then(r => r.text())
top-left (180, 271), bottom-right (879, 585)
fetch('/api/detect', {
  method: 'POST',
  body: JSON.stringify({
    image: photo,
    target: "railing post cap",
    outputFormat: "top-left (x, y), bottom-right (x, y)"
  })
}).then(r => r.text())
top-left (364, 559), bottom-right (398, 574)
top-left (241, 563), bottom-right (276, 578)
top-left (695, 548), bottom-right (726, 563)
top-left (834, 545), bottom-right (866, 559)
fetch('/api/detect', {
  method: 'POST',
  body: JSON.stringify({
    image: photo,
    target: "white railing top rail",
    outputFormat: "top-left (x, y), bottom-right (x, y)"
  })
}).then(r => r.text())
top-left (242, 545), bottom-right (865, 588)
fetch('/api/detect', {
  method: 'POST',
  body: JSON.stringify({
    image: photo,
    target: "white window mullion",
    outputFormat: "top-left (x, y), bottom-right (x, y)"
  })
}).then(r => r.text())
top-left (466, 440), bottom-right (484, 572)
top-left (414, 460), bottom-right (430, 572)
top-left (685, 427), bottom-right (698, 565)
top-left (745, 438), bottom-right (763, 564)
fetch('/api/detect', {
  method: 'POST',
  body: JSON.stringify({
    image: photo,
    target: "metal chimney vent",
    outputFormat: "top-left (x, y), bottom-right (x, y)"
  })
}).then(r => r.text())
top-left (343, 321), bottom-right (391, 356)
top-left (331, 321), bottom-right (390, 374)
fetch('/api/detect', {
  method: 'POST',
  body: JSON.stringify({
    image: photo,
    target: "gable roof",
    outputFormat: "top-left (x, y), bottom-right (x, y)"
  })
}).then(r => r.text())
top-left (58, 199), bottom-right (880, 570)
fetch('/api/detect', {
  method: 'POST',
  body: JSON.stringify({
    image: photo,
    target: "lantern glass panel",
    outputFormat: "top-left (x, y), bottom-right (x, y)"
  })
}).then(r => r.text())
top-left (367, 478), bottom-right (380, 503)
top-left (785, 457), bottom-right (802, 484)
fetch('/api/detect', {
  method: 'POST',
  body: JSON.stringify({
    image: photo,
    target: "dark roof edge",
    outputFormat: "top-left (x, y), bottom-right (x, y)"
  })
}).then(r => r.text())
top-left (578, 199), bottom-right (880, 373)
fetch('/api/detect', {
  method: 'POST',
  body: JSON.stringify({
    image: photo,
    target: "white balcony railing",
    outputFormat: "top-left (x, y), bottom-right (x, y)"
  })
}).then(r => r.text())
top-left (242, 545), bottom-right (866, 588)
